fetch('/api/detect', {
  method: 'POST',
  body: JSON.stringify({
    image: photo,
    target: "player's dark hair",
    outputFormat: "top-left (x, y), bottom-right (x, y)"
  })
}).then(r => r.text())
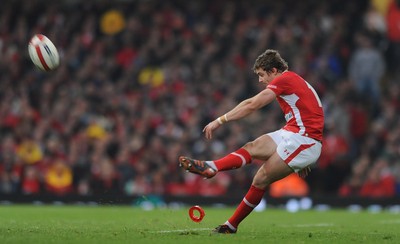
top-left (252, 49), bottom-right (289, 73)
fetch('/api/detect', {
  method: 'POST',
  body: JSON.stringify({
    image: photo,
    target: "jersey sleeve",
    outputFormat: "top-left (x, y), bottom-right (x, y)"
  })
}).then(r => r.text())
top-left (267, 74), bottom-right (292, 96)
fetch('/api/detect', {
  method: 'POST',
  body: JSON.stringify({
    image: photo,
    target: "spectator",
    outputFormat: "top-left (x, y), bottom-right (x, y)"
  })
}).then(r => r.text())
top-left (359, 157), bottom-right (396, 197)
top-left (348, 32), bottom-right (385, 112)
top-left (21, 165), bottom-right (41, 195)
top-left (338, 154), bottom-right (370, 197)
top-left (44, 160), bottom-right (73, 195)
top-left (386, 0), bottom-right (400, 77)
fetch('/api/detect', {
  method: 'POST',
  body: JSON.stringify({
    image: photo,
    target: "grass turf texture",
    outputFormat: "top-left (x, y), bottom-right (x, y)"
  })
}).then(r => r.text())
top-left (0, 205), bottom-right (399, 243)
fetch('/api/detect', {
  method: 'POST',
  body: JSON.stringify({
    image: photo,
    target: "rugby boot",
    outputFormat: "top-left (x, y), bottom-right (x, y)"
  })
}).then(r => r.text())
top-left (178, 156), bottom-right (216, 179)
top-left (212, 224), bottom-right (237, 234)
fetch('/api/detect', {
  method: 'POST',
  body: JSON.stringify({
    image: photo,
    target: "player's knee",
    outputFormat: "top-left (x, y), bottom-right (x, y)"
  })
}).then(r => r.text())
top-left (242, 141), bottom-right (256, 155)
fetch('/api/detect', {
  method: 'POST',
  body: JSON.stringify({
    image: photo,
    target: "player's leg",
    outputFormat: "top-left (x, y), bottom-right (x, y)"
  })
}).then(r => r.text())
top-left (215, 131), bottom-right (322, 233)
top-left (211, 133), bottom-right (277, 171)
top-left (178, 147), bottom-right (252, 178)
top-left (179, 133), bottom-right (277, 178)
top-left (215, 152), bottom-right (293, 233)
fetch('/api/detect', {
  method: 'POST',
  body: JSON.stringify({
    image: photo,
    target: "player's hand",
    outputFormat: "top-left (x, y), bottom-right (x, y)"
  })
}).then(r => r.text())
top-left (298, 166), bottom-right (311, 178)
top-left (202, 120), bottom-right (221, 139)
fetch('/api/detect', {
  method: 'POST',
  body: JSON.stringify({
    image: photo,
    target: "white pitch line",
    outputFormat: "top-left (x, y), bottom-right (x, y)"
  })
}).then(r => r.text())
top-left (152, 223), bottom-right (334, 233)
top-left (280, 223), bottom-right (334, 228)
top-left (151, 228), bottom-right (211, 233)
top-left (379, 220), bottom-right (400, 224)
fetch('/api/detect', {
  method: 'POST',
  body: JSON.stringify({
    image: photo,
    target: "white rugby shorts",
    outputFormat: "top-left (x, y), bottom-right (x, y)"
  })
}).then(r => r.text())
top-left (267, 129), bottom-right (322, 172)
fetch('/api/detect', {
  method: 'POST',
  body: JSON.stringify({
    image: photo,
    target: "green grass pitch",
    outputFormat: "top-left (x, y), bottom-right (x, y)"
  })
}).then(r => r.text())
top-left (0, 204), bottom-right (399, 243)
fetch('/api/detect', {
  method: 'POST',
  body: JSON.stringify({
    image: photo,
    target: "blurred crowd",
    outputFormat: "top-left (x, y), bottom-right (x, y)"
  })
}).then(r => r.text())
top-left (0, 0), bottom-right (400, 199)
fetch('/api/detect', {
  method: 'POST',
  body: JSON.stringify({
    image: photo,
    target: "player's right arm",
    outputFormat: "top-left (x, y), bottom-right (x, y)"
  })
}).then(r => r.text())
top-left (203, 89), bottom-right (276, 139)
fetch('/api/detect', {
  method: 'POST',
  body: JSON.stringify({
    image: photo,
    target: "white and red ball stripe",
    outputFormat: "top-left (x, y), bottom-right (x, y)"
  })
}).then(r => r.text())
top-left (28, 34), bottom-right (60, 71)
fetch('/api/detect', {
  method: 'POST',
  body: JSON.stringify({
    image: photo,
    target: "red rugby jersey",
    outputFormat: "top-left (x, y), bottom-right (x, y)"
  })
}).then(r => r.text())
top-left (267, 71), bottom-right (324, 141)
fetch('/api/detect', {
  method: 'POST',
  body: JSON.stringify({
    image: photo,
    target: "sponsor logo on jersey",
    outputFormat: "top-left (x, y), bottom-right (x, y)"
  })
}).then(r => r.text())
top-left (285, 112), bottom-right (293, 122)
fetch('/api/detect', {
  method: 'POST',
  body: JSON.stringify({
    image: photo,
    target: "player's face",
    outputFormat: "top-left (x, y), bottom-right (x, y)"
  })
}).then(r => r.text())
top-left (255, 68), bottom-right (279, 85)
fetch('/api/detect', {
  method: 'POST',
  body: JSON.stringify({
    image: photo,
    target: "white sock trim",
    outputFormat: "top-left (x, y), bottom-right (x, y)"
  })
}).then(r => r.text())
top-left (224, 221), bottom-right (236, 231)
top-left (243, 197), bottom-right (257, 208)
top-left (232, 152), bottom-right (246, 167)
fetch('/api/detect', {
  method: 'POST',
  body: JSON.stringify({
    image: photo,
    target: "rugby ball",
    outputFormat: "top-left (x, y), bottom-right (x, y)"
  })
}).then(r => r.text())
top-left (28, 34), bottom-right (60, 71)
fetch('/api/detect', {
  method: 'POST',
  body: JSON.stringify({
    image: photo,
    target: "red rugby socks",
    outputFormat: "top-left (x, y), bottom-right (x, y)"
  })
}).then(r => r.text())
top-left (226, 185), bottom-right (266, 230)
top-left (213, 148), bottom-right (252, 171)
